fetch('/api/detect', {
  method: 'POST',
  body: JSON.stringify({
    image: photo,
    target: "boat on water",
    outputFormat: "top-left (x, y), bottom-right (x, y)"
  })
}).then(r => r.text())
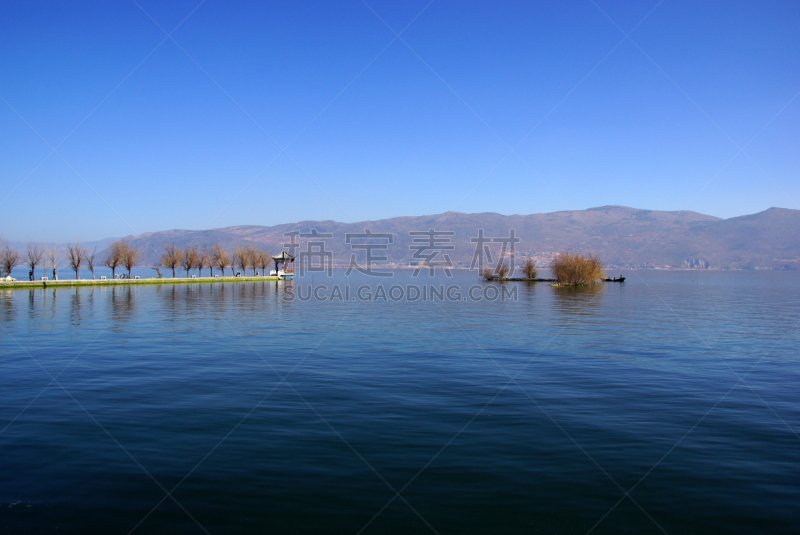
top-left (603, 276), bottom-right (626, 282)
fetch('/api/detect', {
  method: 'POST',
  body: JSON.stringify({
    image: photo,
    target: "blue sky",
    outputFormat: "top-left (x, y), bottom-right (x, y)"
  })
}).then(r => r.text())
top-left (1, 0), bottom-right (798, 242)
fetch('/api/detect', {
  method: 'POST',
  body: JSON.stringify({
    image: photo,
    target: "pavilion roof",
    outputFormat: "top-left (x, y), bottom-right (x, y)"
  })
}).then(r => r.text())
top-left (271, 250), bottom-right (295, 261)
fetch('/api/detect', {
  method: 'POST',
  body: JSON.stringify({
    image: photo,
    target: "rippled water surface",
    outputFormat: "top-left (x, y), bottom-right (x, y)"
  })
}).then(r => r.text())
top-left (1, 270), bottom-right (799, 534)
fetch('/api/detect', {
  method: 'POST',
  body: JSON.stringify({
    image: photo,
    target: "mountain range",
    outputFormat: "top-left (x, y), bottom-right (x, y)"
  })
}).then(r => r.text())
top-left (86, 205), bottom-right (799, 270)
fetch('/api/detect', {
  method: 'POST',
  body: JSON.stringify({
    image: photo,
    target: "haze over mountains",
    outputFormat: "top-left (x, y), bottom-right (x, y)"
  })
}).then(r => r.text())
top-left (81, 206), bottom-right (799, 271)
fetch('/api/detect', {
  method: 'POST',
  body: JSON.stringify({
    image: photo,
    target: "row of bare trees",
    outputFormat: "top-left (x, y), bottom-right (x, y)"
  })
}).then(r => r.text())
top-left (1, 237), bottom-right (273, 281)
top-left (0, 239), bottom-right (141, 280)
top-left (50, 240), bottom-right (136, 280)
top-left (160, 244), bottom-right (270, 278)
top-left (1, 240), bottom-right (97, 280)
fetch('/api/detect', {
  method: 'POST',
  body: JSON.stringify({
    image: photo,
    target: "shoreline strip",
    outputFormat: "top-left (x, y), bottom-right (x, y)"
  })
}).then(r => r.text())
top-left (0, 276), bottom-right (283, 289)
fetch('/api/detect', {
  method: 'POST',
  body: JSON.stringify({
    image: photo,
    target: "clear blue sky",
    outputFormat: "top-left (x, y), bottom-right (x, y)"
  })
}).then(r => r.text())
top-left (1, 0), bottom-right (798, 242)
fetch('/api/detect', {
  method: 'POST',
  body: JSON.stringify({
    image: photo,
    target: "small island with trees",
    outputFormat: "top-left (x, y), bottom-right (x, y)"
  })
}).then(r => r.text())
top-left (483, 253), bottom-right (622, 286)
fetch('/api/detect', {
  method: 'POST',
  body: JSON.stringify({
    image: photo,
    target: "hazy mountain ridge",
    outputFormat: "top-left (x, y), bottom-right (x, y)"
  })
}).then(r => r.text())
top-left (34, 206), bottom-right (799, 270)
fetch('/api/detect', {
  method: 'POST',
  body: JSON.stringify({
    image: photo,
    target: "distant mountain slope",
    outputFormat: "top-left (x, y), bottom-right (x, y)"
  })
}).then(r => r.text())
top-left (107, 206), bottom-right (799, 270)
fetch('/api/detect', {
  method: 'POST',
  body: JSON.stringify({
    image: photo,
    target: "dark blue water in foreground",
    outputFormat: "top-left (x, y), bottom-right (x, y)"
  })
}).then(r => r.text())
top-left (1, 270), bottom-right (798, 534)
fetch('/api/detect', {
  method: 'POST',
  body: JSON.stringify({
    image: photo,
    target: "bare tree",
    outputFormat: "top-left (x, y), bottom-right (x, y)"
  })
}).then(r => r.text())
top-left (209, 244), bottom-right (219, 277)
top-left (1, 241), bottom-right (20, 278)
top-left (232, 247), bottom-right (245, 276)
top-left (242, 247), bottom-right (251, 275)
top-left (86, 246), bottom-right (98, 279)
top-left (121, 241), bottom-right (140, 278)
top-left (257, 249), bottom-right (270, 276)
top-left (67, 241), bottom-right (85, 280)
top-left (521, 257), bottom-right (537, 279)
top-left (212, 244), bottom-right (231, 276)
top-left (494, 262), bottom-right (509, 279)
top-left (160, 244), bottom-right (181, 278)
top-left (26, 243), bottom-right (44, 280)
top-left (104, 241), bottom-right (123, 279)
top-left (181, 247), bottom-right (198, 277)
top-left (245, 245), bottom-right (259, 276)
top-left (198, 246), bottom-right (210, 277)
top-left (46, 246), bottom-right (60, 280)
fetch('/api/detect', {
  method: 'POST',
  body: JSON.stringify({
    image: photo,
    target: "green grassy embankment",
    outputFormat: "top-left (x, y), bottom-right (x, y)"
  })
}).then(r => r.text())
top-left (0, 276), bottom-right (282, 289)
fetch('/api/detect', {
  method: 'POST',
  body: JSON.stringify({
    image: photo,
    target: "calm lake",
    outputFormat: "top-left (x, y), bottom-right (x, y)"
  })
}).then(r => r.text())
top-left (1, 270), bottom-right (798, 534)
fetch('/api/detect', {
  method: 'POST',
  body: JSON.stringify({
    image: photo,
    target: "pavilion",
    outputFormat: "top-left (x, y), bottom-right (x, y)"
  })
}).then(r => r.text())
top-left (271, 250), bottom-right (295, 279)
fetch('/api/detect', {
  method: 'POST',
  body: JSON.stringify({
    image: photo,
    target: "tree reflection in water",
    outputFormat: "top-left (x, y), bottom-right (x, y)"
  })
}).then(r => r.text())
top-left (110, 285), bottom-right (135, 324)
top-left (551, 283), bottom-right (606, 318)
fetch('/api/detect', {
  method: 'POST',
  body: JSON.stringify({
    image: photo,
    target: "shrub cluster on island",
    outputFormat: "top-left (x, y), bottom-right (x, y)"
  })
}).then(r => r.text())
top-left (483, 253), bottom-right (613, 286)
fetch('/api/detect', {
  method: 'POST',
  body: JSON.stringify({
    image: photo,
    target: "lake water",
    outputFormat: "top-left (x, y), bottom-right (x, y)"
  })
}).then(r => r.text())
top-left (1, 270), bottom-right (798, 534)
